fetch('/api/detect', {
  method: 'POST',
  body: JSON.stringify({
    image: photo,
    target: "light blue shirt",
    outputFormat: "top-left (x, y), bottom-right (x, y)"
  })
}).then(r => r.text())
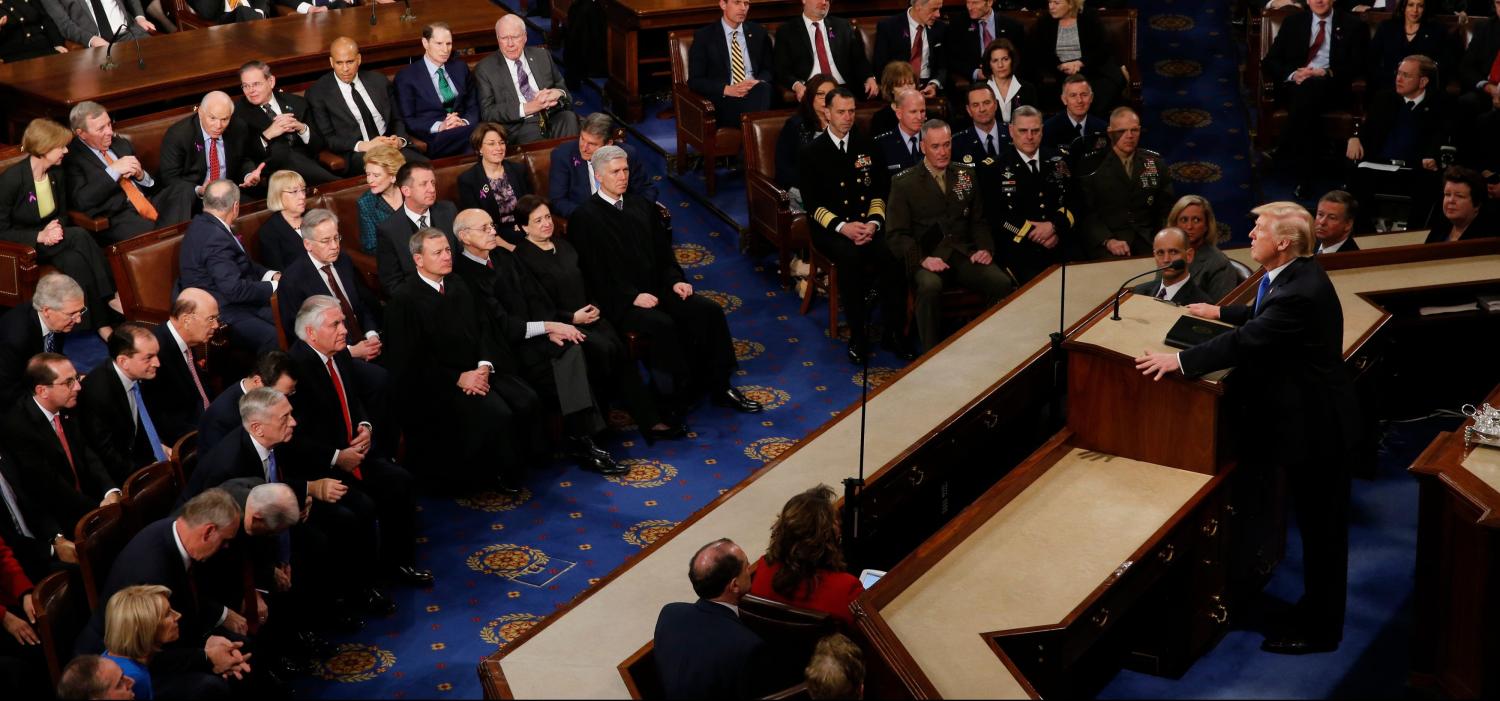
top-left (721, 20), bottom-right (754, 81)
top-left (425, 57), bottom-right (466, 133)
top-left (91, 145), bottom-right (155, 188)
top-left (1305, 13), bottom-right (1332, 74)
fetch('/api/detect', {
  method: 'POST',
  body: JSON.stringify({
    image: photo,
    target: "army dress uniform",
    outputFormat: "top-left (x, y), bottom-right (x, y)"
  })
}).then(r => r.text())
top-left (1078, 147), bottom-right (1175, 259)
top-left (886, 161), bottom-right (1015, 352)
top-left (990, 145), bottom-right (1077, 284)
top-left (0, 0), bottom-right (64, 63)
top-left (798, 128), bottom-right (909, 353)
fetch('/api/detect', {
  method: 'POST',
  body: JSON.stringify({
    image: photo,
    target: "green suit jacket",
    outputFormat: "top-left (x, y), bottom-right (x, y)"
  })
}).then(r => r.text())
top-left (886, 162), bottom-right (992, 274)
top-left (1078, 148), bottom-right (1175, 259)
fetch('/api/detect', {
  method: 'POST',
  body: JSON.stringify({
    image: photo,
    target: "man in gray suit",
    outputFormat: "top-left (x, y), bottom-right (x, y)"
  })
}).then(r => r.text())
top-left (40, 0), bottom-right (153, 48)
top-left (473, 15), bottom-right (579, 145)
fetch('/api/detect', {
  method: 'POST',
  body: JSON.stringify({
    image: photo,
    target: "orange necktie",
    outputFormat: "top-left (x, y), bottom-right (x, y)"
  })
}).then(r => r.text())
top-left (102, 149), bottom-right (159, 222)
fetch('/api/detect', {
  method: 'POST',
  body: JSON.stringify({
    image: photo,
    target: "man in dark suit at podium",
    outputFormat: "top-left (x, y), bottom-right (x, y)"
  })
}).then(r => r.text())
top-left (653, 538), bottom-right (770, 699)
top-left (688, 0), bottom-right (774, 128)
top-left (1136, 201), bottom-right (1360, 655)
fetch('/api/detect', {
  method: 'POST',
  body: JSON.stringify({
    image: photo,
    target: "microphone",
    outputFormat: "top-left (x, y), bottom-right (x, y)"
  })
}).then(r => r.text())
top-left (124, 24), bottom-right (145, 70)
top-left (400, 0), bottom-right (416, 22)
top-left (369, 0), bottom-right (377, 25)
top-left (1111, 259), bottom-right (1185, 321)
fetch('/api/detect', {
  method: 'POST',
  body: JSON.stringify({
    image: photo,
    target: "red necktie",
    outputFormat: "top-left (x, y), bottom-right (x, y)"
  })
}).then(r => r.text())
top-left (910, 24), bottom-right (924, 76)
top-left (1305, 19), bottom-right (1325, 67)
top-left (981, 19), bottom-right (993, 48)
top-left (51, 414), bottom-right (81, 491)
top-left (1488, 50), bottom-right (1500, 85)
top-left (438, 281), bottom-right (445, 296)
top-left (184, 348), bottom-right (210, 409)
top-left (207, 137), bottom-right (221, 183)
top-left (326, 358), bottom-right (362, 480)
top-left (812, 22), bottom-right (833, 77)
top-left (321, 265), bottom-right (362, 338)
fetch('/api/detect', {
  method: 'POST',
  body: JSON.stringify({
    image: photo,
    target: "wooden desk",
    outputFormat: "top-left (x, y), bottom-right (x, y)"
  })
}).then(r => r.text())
top-left (0, 0), bottom-right (504, 138)
top-left (1409, 381), bottom-right (1500, 699)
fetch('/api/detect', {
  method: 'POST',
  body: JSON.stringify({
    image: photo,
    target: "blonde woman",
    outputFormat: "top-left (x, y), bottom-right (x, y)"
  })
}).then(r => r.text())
top-left (1167, 194), bottom-right (1238, 301)
top-left (257, 170), bottom-right (310, 270)
top-left (356, 144), bottom-right (407, 254)
top-left (101, 584), bottom-right (180, 700)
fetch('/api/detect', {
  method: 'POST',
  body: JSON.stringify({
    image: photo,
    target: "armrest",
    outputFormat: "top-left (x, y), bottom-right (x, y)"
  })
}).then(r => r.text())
top-left (317, 150), bottom-right (348, 174)
top-left (408, 137), bottom-right (428, 154)
top-left (672, 83), bottom-right (717, 139)
top-left (0, 240), bottom-right (41, 267)
top-left (69, 210), bottom-right (109, 233)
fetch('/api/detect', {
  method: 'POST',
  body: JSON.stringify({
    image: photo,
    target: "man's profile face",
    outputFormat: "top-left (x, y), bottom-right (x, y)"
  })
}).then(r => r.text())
top-left (1394, 59), bottom-right (1426, 99)
top-left (97, 657), bottom-right (136, 699)
top-left (1314, 200), bottom-right (1352, 243)
top-left (403, 169), bottom-right (438, 209)
top-left (965, 0), bottom-right (992, 21)
top-left (1248, 214), bottom-right (1288, 266)
top-left (119, 335), bottom-right (162, 382)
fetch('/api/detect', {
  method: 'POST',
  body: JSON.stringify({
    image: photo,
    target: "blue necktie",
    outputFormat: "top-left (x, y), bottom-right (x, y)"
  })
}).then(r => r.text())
top-left (266, 452), bottom-right (279, 483)
top-left (1254, 275), bottom-right (1271, 315)
top-left (131, 383), bottom-right (167, 463)
top-left (43, 333), bottom-right (55, 353)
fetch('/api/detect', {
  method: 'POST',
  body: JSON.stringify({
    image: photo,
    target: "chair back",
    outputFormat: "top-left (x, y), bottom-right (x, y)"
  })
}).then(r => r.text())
top-left (114, 107), bottom-right (195, 176)
top-left (618, 641), bottom-right (664, 700)
top-left (107, 223), bottom-right (189, 324)
top-left (123, 460), bottom-right (183, 530)
top-left (74, 501), bottom-right (132, 610)
top-left (33, 569), bottom-right (88, 686)
top-left (170, 430), bottom-right (199, 485)
top-left (743, 110), bottom-right (792, 182)
top-left (669, 30), bottom-right (692, 86)
top-left (233, 207), bottom-right (277, 263)
top-left (738, 594), bottom-right (836, 680)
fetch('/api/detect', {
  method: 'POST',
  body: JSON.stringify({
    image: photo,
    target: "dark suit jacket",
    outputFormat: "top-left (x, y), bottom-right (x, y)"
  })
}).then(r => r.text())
top-left (1353, 90), bottom-right (1448, 165)
top-left (473, 46), bottom-right (574, 128)
top-left (453, 250), bottom-right (556, 347)
top-left (177, 212), bottom-right (273, 309)
top-left (772, 14), bottom-right (873, 92)
top-left (196, 380), bottom-right (244, 456)
top-left (187, 0), bottom-right (268, 23)
top-left (184, 426), bottom-right (305, 504)
top-left (1027, 9), bottom-right (1124, 87)
top-left (139, 320), bottom-right (206, 445)
top-left (1320, 235), bottom-right (1359, 253)
top-left (653, 599), bottom-right (770, 700)
top-left (0, 447), bottom-right (61, 571)
top-left (159, 114), bottom-right (261, 193)
top-left (798, 128), bottom-right (890, 239)
top-left (568, 194), bottom-right (686, 322)
top-left (456, 160), bottom-right (534, 230)
top-left (886, 162), bottom-right (992, 272)
top-left (283, 340), bottom-right (368, 470)
top-left (872, 12), bottom-right (947, 86)
top-left (394, 57), bottom-right (481, 135)
top-left (1132, 275), bottom-right (1213, 305)
top-left (946, 10), bottom-right (1026, 86)
top-left (0, 156), bottom-right (70, 244)
top-left (62, 135), bottom-right (159, 221)
top-left (688, 20), bottom-right (774, 98)
top-left (78, 364), bottom-right (157, 485)
top-left (255, 210), bottom-right (304, 272)
top-left (1042, 112), bottom-right (1107, 151)
top-left (1460, 19), bottom-right (1500, 95)
top-left (1179, 257), bottom-right (1359, 465)
top-left (233, 91), bottom-right (326, 170)
top-left (874, 127), bottom-right (925, 176)
top-left (277, 252), bottom-right (382, 339)
top-left (374, 201), bottom-right (459, 296)
top-left (1261, 8), bottom-right (1366, 92)
top-left (305, 70), bottom-right (410, 158)
top-left (0, 396), bottom-right (116, 530)
top-left (1367, 18), bottom-right (1455, 98)
top-left (39, 0), bottom-right (149, 45)
top-left (383, 273), bottom-right (515, 398)
top-left (1425, 204), bottom-right (1500, 243)
top-left (0, 279), bottom-right (61, 408)
top-left (546, 140), bottom-right (657, 218)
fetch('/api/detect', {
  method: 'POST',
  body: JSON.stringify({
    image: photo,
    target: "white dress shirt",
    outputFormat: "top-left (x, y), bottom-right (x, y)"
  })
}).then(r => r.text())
top-left (801, 16), bottom-right (847, 84)
top-left (337, 76), bottom-right (388, 144)
top-left (906, 11), bottom-right (936, 84)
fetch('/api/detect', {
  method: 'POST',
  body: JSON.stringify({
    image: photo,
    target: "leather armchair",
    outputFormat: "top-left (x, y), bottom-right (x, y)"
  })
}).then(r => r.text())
top-left (670, 29), bottom-right (743, 196)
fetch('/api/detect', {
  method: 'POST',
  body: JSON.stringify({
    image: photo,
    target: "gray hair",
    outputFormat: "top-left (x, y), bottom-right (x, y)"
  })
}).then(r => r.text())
top-left (581, 112), bottom-right (614, 139)
top-left (300, 208), bottom-right (339, 238)
top-left (920, 118), bottom-right (950, 139)
top-left (202, 179), bottom-right (240, 213)
top-left (238, 386), bottom-right (286, 426)
top-left (68, 101), bottom-right (108, 133)
top-left (181, 489), bottom-right (241, 530)
top-left (32, 272), bottom-right (85, 312)
top-left (1012, 105), bottom-right (1043, 122)
top-left (591, 144), bottom-right (627, 171)
top-left (294, 295), bottom-right (340, 342)
top-left (246, 482), bottom-right (299, 532)
top-left (408, 227), bottom-right (447, 255)
top-left (199, 90), bottom-right (232, 112)
top-left (894, 87), bottom-right (924, 109)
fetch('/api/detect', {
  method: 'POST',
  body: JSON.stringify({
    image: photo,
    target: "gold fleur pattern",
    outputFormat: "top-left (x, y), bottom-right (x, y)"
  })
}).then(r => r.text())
top-left (1160, 108), bottom-right (1213, 128)
top-left (743, 437), bottom-right (797, 463)
top-left (733, 338), bottom-right (766, 362)
top-left (318, 643), bottom-right (396, 682)
top-left (852, 367), bottom-right (900, 389)
top-left (736, 385), bottom-right (790, 411)
top-left (467, 544), bottom-right (551, 579)
top-left (673, 243), bottom-right (716, 268)
top-left (1168, 161), bottom-right (1224, 183)
top-left (1153, 59), bottom-right (1203, 78)
top-left (1149, 14), bottom-right (1194, 30)
top-left (605, 459), bottom-right (680, 488)
top-left (456, 489), bottom-right (532, 512)
top-left (623, 519), bottom-right (678, 547)
top-left (697, 290), bottom-right (743, 314)
top-left (480, 613), bottom-right (544, 648)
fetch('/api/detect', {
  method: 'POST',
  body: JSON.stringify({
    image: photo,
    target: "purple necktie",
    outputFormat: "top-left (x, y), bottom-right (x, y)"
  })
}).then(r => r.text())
top-left (514, 59), bottom-right (536, 101)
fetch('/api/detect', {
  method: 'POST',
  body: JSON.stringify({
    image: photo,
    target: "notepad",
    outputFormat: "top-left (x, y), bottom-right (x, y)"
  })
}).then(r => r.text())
top-left (1163, 315), bottom-right (1234, 350)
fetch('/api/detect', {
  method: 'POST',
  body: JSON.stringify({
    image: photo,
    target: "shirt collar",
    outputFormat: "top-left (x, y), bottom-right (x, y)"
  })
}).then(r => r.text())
top-left (309, 343), bottom-right (333, 367)
top-left (974, 123), bottom-right (999, 143)
top-left (907, 10), bottom-right (921, 36)
top-left (1264, 258), bottom-right (1294, 285)
top-left (37, 312), bottom-right (54, 338)
top-left (112, 361), bottom-right (136, 395)
top-left (721, 18), bottom-right (742, 37)
top-left (462, 250), bottom-right (490, 266)
top-left (1014, 146), bottom-right (1038, 165)
top-left (1406, 90), bottom-right (1426, 108)
top-left (308, 250), bottom-right (337, 270)
top-left (1070, 113), bottom-right (1089, 128)
top-left (166, 320), bottom-right (190, 354)
top-left (199, 124), bottom-right (220, 144)
top-left (171, 519), bottom-right (192, 570)
top-left (424, 56), bottom-right (445, 75)
top-left (417, 272), bottom-right (445, 293)
top-left (596, 189), bottom-right (623, 207)
top-left (32, 397), bottom-right (58, 425)
top-left (1161, 274), bottom-right (1191, 299)
top-left (404, 204), bottom-right (430, 225)
top-left (249, 433), bottom-right (274, 465)
top-left (825, 127), bottom-right (848, 148)
top-left (897, 124), bottom-right (920, 141)
top-left (712, 600), bottom-right (739, 616)
top-left (1320, 237), bottom-right (1348, 253)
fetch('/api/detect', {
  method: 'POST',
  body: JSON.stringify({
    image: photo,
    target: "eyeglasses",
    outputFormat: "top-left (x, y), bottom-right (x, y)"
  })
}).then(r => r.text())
top-left (48, 376), bottom-right (80, 388)
top-left (191, 313), bottom-right (222, 326)
top-left (48, 306), bottom-right (87, 321)
top-left (461, 224), bottom-right (498, 233)
top-left (310, 235), bottom-right (342, 245)
top-left (284, 187), bottom-right (307, 196)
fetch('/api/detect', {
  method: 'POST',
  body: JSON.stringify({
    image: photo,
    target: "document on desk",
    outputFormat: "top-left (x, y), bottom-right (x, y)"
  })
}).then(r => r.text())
top-left (1356, 162), bottom-right (1405, 172)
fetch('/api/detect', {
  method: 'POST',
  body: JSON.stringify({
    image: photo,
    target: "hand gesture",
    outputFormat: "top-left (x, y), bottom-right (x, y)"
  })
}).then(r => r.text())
top-left (633, 292), bottom-right (659, 309)
top-left (543, 321), bottom-right (586, 345)
top-left (1345, 137), bottom-right (1363, 162)
top-left (349, 337), bottom-right (382, 360)
top-left (37, 220), bottom-right (65, 247)
top-left (1134, 350), bottom-right (1182, 381)
top-left (350, 424), bottom-right (373, 453)
top-left (921, 256), bottom-right (949, 273)
top-left (672, 282), bottom-right (693, 299)
top-left (136, 16), bottom-right (156, 31)
top-left (457, 368), bottom-right (490, 395)
top-left (1105, 238), bottom-right (1131, 257)
top-left (1183, 303), bottom-right (1220, 320)
top-left (969, 249), bottom-right (993, 266)
top-left (334, 447), bottom-right (365, 473)
top-left (240, 163), bottom-right (265, 188)
top-left (309, 478), bottom-right (348, 503)
top-left (919, 82), bottom-right (938, 98)
top-left (114, 156), bottom-right (143, 179)
top-left (273, 563), bottom-right (292, 592)
top-left (2, 611), bottom-right (38, 646)
top-left (792, 82), bottom-right (808, 102)
top-left (864, 77), bottom-right (879, 99)
top-left (572, 304), bottom-right (600, 325)
top-left (221, 609), bottom-right (248, 635)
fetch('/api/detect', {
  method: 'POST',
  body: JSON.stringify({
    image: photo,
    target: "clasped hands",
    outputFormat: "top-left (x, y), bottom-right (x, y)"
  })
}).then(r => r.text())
top-left (921, 249), bottom-right (992, 273)
top-left (524, 88), bottom-right (566, 117)
top-left (205, 635), bottom-right (252, 679)
top-left (262, 112), bottom-right (308, 141)
top-left (723, 79), bottom-right (761, 98)
top-left (634, 283), bottom-right (694, 309)
top-left (436, 112), bottom-right (469, 132)
top-left (841, 221), bottom-right (876, 246)
top-left (333, 424), bottom-right (373, 475)
top-left (1133, 303), bottom-right (1221, 380)
top-left (1027, 221), bottom-right (1058, 249)
top-left (1291, 66), bottom-right (1328, 85)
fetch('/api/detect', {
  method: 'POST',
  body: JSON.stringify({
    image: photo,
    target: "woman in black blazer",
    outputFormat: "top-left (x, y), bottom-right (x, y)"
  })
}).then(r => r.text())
top-left (982, 38), bottom-right (1040, 130)
top-left (1027, 0), bottom-right (1124, 115)
top-left (775, 74), bottom-right (836, 193)
top-left (257, 169), bottom-right (311, 271)
top-left (1425, 166), bottom-right (1498, 242)
top-left (0, 119), bottom-right (120, 330)
top-left (458, 123), bottom-right (533, 243)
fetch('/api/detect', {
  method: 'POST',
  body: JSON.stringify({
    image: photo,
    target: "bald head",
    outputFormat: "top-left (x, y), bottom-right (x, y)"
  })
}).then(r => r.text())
top-left (687, 538), bottom-right (751, 603)
top-left (453, 208), bottom-right (492, 234)
top-left (171, 288), bottom-right (220, 345)
top-left (330, 37), bottom-right (362, 83)
top-left (197, 91), bottom-right (234, 139)
top-left (454, 208), bottom-right (501, 254)
top-left (1154, 227), bottom-right (1189, 251)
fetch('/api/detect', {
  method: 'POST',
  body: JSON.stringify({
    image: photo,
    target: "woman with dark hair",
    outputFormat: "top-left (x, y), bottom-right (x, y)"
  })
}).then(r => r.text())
top-left (750, 484), bottom-right (863, 626)
top-left (775, 73), bottom-right (837, 193)
top-left (458, 122), bottom-right (533, 241)
top-left (868, 61), bottom-right (918, 139)
top-left (983, 38), bottom-right (1039, 129)
top-left (512, 195), bottom-right (687, 443)
top-left (0, 118), bottom-right (121, 332)
top-left (1426, 166), bottom-right (1498, 241)
top-left (1367, 0), bottom-right (1455, 99)
top-left (1027, 0), bottom-right (1124, 114)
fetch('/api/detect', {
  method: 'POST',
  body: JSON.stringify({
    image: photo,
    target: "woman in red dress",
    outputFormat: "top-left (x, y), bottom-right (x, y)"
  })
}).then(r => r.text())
top-left (750, 485), bottom-right (864, 626)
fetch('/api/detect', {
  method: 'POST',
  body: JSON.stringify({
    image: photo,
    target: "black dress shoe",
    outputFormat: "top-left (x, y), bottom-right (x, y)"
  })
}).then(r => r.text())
top-left (712, 387), bottom-right (763, 413)
top-left (362, 587), bottom-right (397, 616)
top-left (294, 629), bottom-right (337, 659)
top-left (569, 435), bottom-right (613, 462)
top-left (880, 334), bottom-right (917, 361)
top-left (642, 422), bottom-right (688, 444)
top-left (1261, 633), bottom-right (1339, 655)
top-left (580, 453), bottom-right (628, 475)
top-left (391, 565), bottom-right (434, 587)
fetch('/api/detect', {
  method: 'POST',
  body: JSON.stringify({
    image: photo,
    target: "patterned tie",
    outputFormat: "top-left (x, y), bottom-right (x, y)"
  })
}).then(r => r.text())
top-left (207, 138), bottom-right (221, 183)
top-left (43, 332), bottom-right (56, 353)
top-left (981, 18), bottom-right (993, 48)
top-left (436, 66), bottom-right (457, 106)
top-left (729, 30), bottom-right (747, 84)
top-left (418, 213), bottom-right (429, 229)
top-left (910, 24), bottom-right (924, 76)
top-left (515, 58), bottom-right (537, 101)
top-left (261, 103), bottom-right (277, 120)
top-left (131, 383), bottom-right (168, 463)
top-left (437, 281), bottom-right (445, 296)
top-left (51, 414), bottom-right (81, 491)
top-left (322, 265), bottom-right (362, 337)
top-left (1156, 285), bottom-right (1168, 300)
top-left (101, 149), bottom-right (159, 222)
top-left (812, 22), bottom-right (833, 76)
top-left (184, 348), bottom-right (210, 409)
top-left (1254, 275), bottom-right (1271, 315)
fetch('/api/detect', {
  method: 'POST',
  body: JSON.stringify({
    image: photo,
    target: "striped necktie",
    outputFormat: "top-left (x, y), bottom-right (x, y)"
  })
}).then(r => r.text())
top-left (729, 30), bottom-right (746, 84)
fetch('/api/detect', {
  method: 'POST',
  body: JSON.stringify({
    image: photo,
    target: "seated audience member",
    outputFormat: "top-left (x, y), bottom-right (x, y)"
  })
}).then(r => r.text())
top-left (0, 273), bottom-right (87, 407)
top-left (197, 350), bottom-right (295, 454)
top-left (1080, 107), bottom-right (1174, 259)
top-left (1043, 74), bottom-right (1107, 152)
top-left (395, 22), bottom-right (480, 159)
top-left (140, 288), bottom-right (219, 445)
top-left (1028, 0), bottom-right (1125, 114)
top-left (989, 105), bottom-right (1075, 284)
top-left (383, 228), bottom-right (540, 495)
top-left (356, 144), bottom-right (406, 254)
top-left (982, 39), bottom-right (1037, 130)
top-left (0, 444), bottom-right (70, 581)
top-left (79, 322), bottom-right (171, 484)
top-left (45, 0), bottom-right (155, 48)
top-left (474, 15), bottom-right (581, 144)
top-left (868, 61), bottom-right (917, 140)
top-left (874, 88), bottom-right (929, 176)
top-left (804, 633), bottom-right (866, 700)
top-left (549, 113), bottom-right (658, 218)
top-left (56, 654), bottom-right (136, 700)
top-left (177, 180), bottom-right (280, 353)
top-left (946, 0), bottom-right (1025, 90)
top-left (1426, 166), bottom-right (1498, 242)
top-left (287, 296), bottom-right (428, 586)
top-left (1168, 195), bottom-right (1238, 301)
top-left (654, 538), bottom-right (770, 700)
top-left (188, 0), bottom-right (268, 23)
top-left (888, 119), bottom-right (1014, 352)
top-left (1, 118), bottom-right (123, 331)
top-left (0, 0), bottom-right (66, 62)
top-left (273, 0), bottom-right (354, 14)
top-left (64, 101), bottom-right (195, 244)
top-left (2, 353), bottom-right (120, 530)
top-left (376, 162), bottom-right (459, 296)
top-left (773, 73), bottom-right (836, 197)
top-left (773, 0), bottom-right (878, 101)
top-left (160, 91), bottom-right (265, 199)
top-left (1315, 190), bottom-right (1360, 253)
top-left (457, 123), bottom-right (533, 238)
top-left (688, 0), bottom-right (774, 128)
top-left (1346, 55), bottom-right (1447, 230)
top-left (78, 490), bottom-right (250, 700)
top-left (1131, 227), bottom-right (1212, 304)
top-left (871, 0), bottom-right (946, 98)
top-left (750, 485), bottom-right (864, 625)
top-left (570, 146), bottom-right (762, 414)
top-left (1259, 0), bottom-right (1367, 197)
top-left (102, 584), bottom-right (179, 700)
top-left (306, 37), bottom-right (423, 175)
top-left (278, 209), bottom-right (386, 389)
top-left (257, 170), bottom-right (313, 272)
top-left (1367, 0), bottom-right (1453, 102)
top-left (513, 196), bottom-right (686, 444)
top-left (236, 60), bottom-right (340, 187)
top-left (0, 533), bottom-right (47, 699)
top-left (1455, 0), bottom-right (1500, 152)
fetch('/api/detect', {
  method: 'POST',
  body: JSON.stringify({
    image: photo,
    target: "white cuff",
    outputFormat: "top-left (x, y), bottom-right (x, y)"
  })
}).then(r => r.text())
top-left (524, 321), bottom-right (545, 339)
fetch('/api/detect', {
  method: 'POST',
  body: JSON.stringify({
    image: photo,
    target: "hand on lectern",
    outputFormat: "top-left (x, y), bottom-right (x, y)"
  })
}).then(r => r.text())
top-left (1134, 351), bottom-right (1181, 382)
top-left (1183, 303), bottom-right (1220, 320)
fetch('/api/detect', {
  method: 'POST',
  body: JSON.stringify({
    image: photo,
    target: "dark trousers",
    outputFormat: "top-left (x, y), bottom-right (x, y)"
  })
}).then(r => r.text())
top-left (0, 625), bottom-right (49, 699)
top-left (219, 304), bottom-right (279, 353)
top-left (423, 122), bottom-right (479, 159)
top-left (517, 339), bottom-right (604, 438)
top-left (101, 180), bottom-right (196, 244)
top-left (1345, 160), bottom-right (1440, 230)
top-left (408, 374), bottom-right (539, 487)
top-left (1275, 77), bottom-right (1344, 184)
top-left (346, 457), bottom-right (417, 568)
top-left (911, 257), bottom-right (1014, 351)
top-left (616, 292), bottom-right (737, 405)
top-left (580, 317), bottom-right (662, 429)
top-left (348, 358), bottom-right (395, 458)
top-left (1286, 457), bottom-right (1352, 642)
top-left (810, 227), bottom-right (908, 344)
top-left (710, 81), bottom-right (773, 128)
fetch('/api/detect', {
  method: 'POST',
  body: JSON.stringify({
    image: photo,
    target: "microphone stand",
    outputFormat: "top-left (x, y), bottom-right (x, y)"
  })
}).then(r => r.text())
top-left (1047, 261), bottom-right (1068, 430)
top-left (399, 0), bottom-right (416, 22)
top-left (126, 24), bottom-right (145, 70)
top-left (100, 33), bottom-right (118, 71)
top-left (369, 0), bottom-right (378, 25)
top-left (842, 287), bottom-right (878, 572)
top-left (1111, 260), bottom-right (1185, 321)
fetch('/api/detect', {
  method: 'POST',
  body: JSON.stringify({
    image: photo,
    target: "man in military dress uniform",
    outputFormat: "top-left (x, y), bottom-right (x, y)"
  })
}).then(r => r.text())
top-left (887, 118), bottom-right (1015, 352)
top-left (1079, 107), bottom-right (1174, 259)
top-left (988, 106), bottom-right (1076, 284)
top-left (873, 88), bottom-right (928, 177)
top-left (800, 87), bottom-right (914, 364)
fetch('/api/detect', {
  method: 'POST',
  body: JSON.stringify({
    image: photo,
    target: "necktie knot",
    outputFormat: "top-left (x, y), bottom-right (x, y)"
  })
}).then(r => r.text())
top-left (614, 199), bottom-right (625, 211)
